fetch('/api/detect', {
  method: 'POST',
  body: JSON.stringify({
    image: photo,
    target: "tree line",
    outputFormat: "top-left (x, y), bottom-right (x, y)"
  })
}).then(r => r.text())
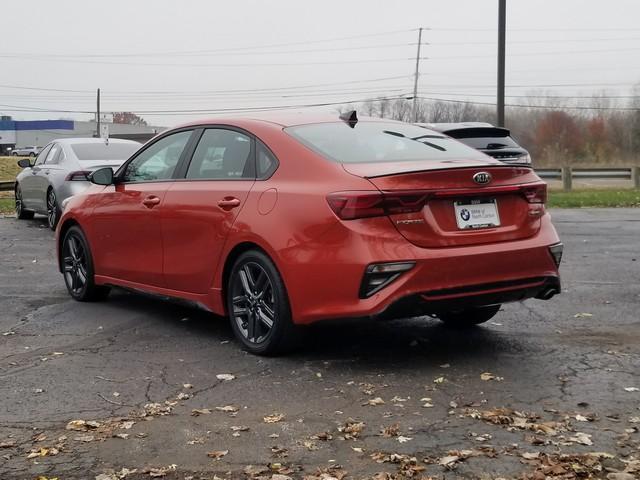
top-left (344, 86), bottom-right (640, 167)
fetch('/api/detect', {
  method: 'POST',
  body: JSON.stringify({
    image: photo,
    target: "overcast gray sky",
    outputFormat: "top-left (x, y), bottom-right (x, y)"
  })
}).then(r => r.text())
top-left (2, 0), bottom-right (639, 126)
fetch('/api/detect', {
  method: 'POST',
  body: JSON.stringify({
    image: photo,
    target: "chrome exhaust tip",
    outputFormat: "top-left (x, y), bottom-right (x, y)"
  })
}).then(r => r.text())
top-left (536, 287), bottom-right (559, 301)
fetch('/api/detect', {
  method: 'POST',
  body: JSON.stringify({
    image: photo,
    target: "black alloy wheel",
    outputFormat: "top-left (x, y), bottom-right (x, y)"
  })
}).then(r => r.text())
top-left (227, 250), bottom-right (300, 355)
top-left (61, 226), bottom-right (110, 301)
top-left (15, 185), bottom-right (34, 220)
top-left (47, 189), bottom-right (60, 230)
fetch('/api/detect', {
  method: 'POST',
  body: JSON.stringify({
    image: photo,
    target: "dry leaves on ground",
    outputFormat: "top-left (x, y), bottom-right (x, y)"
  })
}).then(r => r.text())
top-left (264, 413), bottom-right (286, 423)
top-left (339, 419), bottom-right (366, 440)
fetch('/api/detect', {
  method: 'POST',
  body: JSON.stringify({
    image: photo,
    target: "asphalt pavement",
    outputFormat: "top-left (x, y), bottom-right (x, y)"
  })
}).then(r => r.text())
top-left (0, 209), bottom-right (639, 480)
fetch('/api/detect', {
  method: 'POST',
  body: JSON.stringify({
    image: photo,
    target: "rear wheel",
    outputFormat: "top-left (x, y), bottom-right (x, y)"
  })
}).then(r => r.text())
top-left (12, 152), bottom-right (18, 156)
top-left (61, 226), bottom-right (110, 301)
top-left (437, 305), bottom-right (501, 328)
top-left (29, 152), bottom-right (36, 157)
top-left (227, 250), bottom-right (300, 355)
top-left (15, 184), bottom-right (34, 220)
top-left (47, 188), bottom-right (60, 230)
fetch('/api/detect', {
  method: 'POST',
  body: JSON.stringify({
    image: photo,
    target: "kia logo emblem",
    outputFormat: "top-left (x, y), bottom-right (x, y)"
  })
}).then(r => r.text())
top-left (473, 172), bottom-right (492, 185)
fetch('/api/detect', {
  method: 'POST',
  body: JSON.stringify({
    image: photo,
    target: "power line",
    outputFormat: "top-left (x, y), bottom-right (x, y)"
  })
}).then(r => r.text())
top-left (0, 28), bottom-right (415, 59)
top-left (0, 75), bottom-right (412, 95)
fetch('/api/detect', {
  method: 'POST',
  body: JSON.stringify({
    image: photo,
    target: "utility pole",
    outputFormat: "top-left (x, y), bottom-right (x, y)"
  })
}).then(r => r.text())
top-left (96, 88), bottom-right (101, 138)
top-left (412, 27), bottom-right (423, 122)
top-left (497, 0), bottom-right (506, 126)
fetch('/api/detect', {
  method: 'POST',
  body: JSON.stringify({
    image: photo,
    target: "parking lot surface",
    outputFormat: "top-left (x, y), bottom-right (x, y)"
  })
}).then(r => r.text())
top-left (1, 209), bottom-right (639, 480)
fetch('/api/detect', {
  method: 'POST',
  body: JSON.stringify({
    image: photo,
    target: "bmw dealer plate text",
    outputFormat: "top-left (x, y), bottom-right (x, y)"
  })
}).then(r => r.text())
top-left (454, 199), bottom-right (500, 229)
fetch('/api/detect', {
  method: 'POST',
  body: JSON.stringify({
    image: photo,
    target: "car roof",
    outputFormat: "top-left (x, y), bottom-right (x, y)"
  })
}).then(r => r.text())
top-left (176, 112), bottom-right (397, 129)
top-left (52, 138), bottom-right (140, 145)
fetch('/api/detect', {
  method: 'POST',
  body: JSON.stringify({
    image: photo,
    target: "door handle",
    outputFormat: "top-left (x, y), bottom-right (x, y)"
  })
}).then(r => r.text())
top-left (142, 195), bottom-right (161, 208)
top-left (217, 197), bottom-right (241, 209)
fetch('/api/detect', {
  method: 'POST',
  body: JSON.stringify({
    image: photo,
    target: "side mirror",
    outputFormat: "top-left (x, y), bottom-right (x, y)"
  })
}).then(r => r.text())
top-left (17, 158), bottom-right (32, 168)
top-left (89, 167), bottom-right (114, 185)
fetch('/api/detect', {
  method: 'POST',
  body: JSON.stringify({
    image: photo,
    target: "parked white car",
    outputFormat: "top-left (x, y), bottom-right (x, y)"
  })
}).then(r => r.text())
top-left (12, 146), bottom-right (42, 157)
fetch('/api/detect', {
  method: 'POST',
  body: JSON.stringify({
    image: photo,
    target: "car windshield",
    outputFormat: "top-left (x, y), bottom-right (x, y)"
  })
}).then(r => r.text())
top-left (71, 142), bottom-right (139, 162)
top-left (286, 121), bottom-right (487, 163)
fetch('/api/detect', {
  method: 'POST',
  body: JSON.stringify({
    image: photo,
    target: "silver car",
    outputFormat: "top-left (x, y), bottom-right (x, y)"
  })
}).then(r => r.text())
top-left (14, 138), bottom-right (141, 229)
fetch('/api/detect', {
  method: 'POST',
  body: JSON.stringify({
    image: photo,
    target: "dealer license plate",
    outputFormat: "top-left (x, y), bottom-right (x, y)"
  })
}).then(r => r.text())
top-left (454, 199), bottom-right (500, 229)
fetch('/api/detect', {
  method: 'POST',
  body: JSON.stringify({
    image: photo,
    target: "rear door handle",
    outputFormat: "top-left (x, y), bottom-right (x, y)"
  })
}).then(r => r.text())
top-left (142, 195), bottom-right (161, 208)
top-left (217, 197), bottom-right (241, 209)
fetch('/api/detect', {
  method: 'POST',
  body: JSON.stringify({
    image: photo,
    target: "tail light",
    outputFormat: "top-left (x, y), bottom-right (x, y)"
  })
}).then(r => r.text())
top-left (521, 183), bottom-right (547, 204)
top-left (326, 191), bottom-right (430, 220)
top-left (65, 170), bottom-right (91, 181)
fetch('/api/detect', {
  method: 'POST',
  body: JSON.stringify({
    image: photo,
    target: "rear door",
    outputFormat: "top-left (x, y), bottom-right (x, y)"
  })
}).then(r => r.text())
top-left (89, 130), bottom-right (194, 287)
top-left (161, 127), bottom-right (256, 294)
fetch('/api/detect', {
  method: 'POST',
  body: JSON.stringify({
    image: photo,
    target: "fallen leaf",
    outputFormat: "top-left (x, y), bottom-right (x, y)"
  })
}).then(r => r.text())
top-left (574, 312), bottom-right (593, 318)
top-left (364, 397), bottom-right (385, 406)
top-left (438, 455), bottom-right (459, 466)
top-left (191, 408), bottom-right (212, 416)
top-left (207, 450), bottom-right (228, 460)
top-left (177, 392), bottom-right (190, 400)
top-left (216, 374), bottom-right (236, 381)
top-left (569, 432), bottom-right (593, 446)
top-left (480, 372), bottom-right (504, 382)
top-left (624, 387), bottom-right (639, 392)
top-left (263, 413), bottom-right (285, 423)
top-left (397, 435), bottom-right (412, 443)
top-left (230, 425), bottom-right (249, 432)
top-left (74, 434), bottom-right (95, 442)
top-left (521, 452), bottom-right (540, 460)
top-left (433, 377), bottom-right (445, 384)
top-left (183, 383), bottom-right (193, 389)
top-left (216, 405), bottom-right (240, 413)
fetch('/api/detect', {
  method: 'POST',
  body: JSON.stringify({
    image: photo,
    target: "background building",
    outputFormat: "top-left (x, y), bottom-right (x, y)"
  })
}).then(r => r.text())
top-left (0, 117), bottom-right (164, 154)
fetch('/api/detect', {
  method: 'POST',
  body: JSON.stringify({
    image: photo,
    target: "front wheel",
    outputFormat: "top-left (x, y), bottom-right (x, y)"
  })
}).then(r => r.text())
top-left (227, 250), bottom-right (300, 355)
top-left (437, 305), bottom-right (501, 328)
top-left (61, 226), bottom-right (110, 302)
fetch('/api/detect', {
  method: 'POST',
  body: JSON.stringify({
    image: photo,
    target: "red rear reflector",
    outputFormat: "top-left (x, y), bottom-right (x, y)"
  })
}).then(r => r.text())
top-left (327, 191), bottom-right (429, 220)
top-left (65, 170), bottom-right (91, 181)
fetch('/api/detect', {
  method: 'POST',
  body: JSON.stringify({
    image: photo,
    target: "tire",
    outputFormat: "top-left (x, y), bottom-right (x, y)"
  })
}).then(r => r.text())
top-left (46, 188), bottom-right (60, 230)
top-left (61, 226), bottom-right (110, 302)
top-left (29, 152), bottom-right (36, 157)
top-left (15, 184), bottom-right (34, 220)
top-left (437, 304), bottom-right (501, 328)
top-left (227, 250), bottom-right (301, 355)
top-left (12, 152), bottom-right (18, 156)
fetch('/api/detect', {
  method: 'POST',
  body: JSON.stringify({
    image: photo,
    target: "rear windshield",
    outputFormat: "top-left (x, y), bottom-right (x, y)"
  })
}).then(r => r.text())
top-left (71, 142), bottom-right (139, 162)
top-left (285, 122), bottom-right (487, 163)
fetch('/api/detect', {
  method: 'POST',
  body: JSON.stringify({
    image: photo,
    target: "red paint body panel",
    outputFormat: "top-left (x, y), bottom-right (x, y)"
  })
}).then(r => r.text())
top-left (56, 115), bottom-right (561, 326)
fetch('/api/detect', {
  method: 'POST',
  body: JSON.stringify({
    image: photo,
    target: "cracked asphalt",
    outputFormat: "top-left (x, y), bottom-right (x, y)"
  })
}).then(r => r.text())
top-left (0, 209), bottom-right (639, 480)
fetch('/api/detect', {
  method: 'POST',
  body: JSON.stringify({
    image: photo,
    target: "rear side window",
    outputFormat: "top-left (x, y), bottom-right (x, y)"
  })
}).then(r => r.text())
top-left (286, 122), bottom-right (487, 164)
top-left (44, 144), bottom-right (61, 164)
top-left (257, 142), bottom-right (278, 178)
top-left (186, 129), bottom-right (253, 180)
top-left (71, 142), bottom-right (139, 162)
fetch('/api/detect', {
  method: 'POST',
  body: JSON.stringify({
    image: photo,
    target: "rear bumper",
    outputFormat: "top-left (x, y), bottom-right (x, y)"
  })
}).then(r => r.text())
top-left (374, 275), bottom-right (560, 320)
top-left (283, 213), bottom-right (561, 325)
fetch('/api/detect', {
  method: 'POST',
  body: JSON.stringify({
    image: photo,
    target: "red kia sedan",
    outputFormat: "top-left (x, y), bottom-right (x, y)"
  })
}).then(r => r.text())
top-left (56, 113), bottom-right (562, 355)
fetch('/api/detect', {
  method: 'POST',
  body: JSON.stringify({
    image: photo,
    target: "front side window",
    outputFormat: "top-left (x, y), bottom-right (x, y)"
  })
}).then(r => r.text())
top-left (44, 144), bottom-right (61, 165)
top-left (186, 129), bottom-right (252, 180)
top-left (122, 131), bottom-right (191, 182)
top-left (286, 122), bottom-right (488, 164)
top-left (34, 144), bottom-right (52, 166)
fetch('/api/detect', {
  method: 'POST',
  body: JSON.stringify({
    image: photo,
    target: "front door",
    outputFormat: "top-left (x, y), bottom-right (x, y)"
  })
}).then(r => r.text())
top-left (162, 128), bottom-right (256, 294)
top-left (88, 130), bottom-right (194, 287)
top-left (20, 143), bottom-right (52, 211)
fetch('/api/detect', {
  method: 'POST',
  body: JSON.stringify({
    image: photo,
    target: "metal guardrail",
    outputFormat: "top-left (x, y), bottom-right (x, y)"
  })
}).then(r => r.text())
top-left (1, 168), bottom-right (638, 193)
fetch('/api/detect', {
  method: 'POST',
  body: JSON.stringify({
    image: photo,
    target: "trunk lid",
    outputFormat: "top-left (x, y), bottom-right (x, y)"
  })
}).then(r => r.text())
top-left (346, 163), bottom-right (545, 248)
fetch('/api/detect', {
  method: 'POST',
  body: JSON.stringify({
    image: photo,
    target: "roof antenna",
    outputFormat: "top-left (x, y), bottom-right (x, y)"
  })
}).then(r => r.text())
top-left (339, 110), bottom-right (358, 128)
